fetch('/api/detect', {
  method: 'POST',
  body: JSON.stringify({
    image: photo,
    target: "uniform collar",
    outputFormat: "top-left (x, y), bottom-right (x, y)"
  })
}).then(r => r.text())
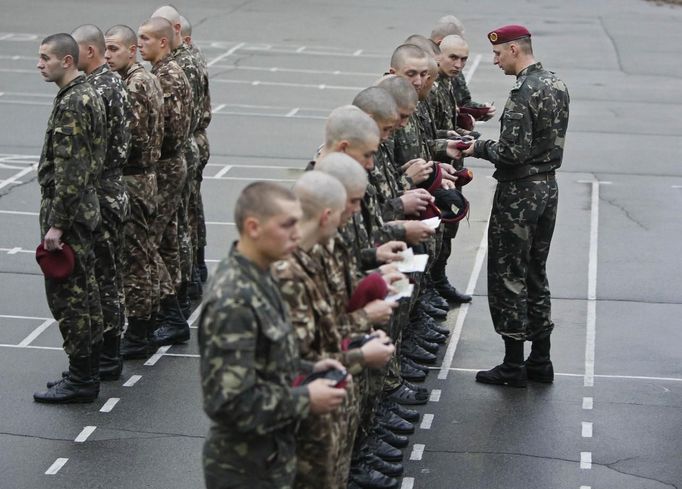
top-left (517, 62), bottom-right (543, 78)
top-left (124, 62), bottom-right (144, 81)
top-left (56, 74), bottom-right (86, 98)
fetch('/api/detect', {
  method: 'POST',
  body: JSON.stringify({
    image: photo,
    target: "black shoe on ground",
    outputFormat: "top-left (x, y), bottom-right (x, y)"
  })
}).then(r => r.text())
top-left (349, 464), bottom-right (399, 489)
top-left (99, 333), bottom-right (122, 381)
top-left (412, 308), bottom-right (449, 336)
top-left (419, 300), bottom-right (448, 321)
top-left (366, 436), bottom-right (403, 462)
top-left (411, 321), bottom-right (446, 344)
top-left (382, 398), bottom-right (420, 423)
top-left (363, 453), bottom-right (403, 478)
top-left (121, 317), bottom-right (153, 359)
top-left (375, 425), bottom-right (409, 448)
top-left (525, 336), bottom-right (554, 383)
top-left (386, 383), bottom-right (428, 406)
top-left (401, 356), bottom-right (429, 374)
top-left (152, 295), bottom-right (190, 346)
top-left (401, 338), bottom-right (437, 364)
top-left (377, 405), bottom-right (415, 434)
top-left (476, 338), bottom-right (528, 388)
top-left (34, 356), bottom-right (99, 404)
top-left (400, 360), bottom-right (427, 382)
top-left (402, 380), bottom-right (429, 395)
top-left (412, 335), bottom-right (440, 354)
top-left (435, 282), bottom-right (472, 304)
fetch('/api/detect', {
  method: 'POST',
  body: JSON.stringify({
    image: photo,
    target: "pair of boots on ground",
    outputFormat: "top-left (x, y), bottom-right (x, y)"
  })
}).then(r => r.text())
top-left (476, 335), bottom-right (554, 387)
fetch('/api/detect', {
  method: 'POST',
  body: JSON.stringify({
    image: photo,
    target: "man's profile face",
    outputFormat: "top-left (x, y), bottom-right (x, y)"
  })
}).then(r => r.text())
top-left (419, 72), bottom-right (437, 100)
top-left (321, 206), bottom-right (344, 242)
top-left (105, 36), bottom-right (133, 72)
top-left (137, 26), bottom-right (162, 62)
top-left (493, 43), bottom-right (514, 75)
top-left (376, 115), bottom-right (399, 141)
top-left (340, 188), bottom-right (365, 225)
top-left (37, 44), bottom-right (66, 83)
top-left (392, 57), bottom-right (429, 90)
top-left (397, 104), bottom-right (416, 128)
top-left (344, 137), bottom-right (380, 171)
top-left (256, 199), bottom-right (302, 262)
top-left (440, 45), bottom-right (469, 77)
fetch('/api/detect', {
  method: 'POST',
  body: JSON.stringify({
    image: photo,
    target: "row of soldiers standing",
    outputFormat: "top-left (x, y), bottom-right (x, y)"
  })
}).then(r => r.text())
top-left (34, 5), bottom-right (212, 403)
top-left (199, 16), bottom-right (498, 489)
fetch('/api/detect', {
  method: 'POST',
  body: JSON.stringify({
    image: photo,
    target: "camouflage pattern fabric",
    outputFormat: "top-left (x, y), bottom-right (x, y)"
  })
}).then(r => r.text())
top-left (121, 63), bottom-right (164, 319)
top-left (393, 112), bottom-right (430, 166)
top-left (38, 75), bottom-right (106, 356)
top-left (361, 178), bottom-right (405, 245)
top-left (452, 72), bottom-right (489, 111)
top-left (151, 54), bottom-right (192, 296)
top-left (370, 143), bottom-right (405, 222)
top-left (198, 245), bottom-right (311, 489)
top-left (474, 62), bottom-right (569, 341)
top-left (428, 73), bottom-right (456, 136)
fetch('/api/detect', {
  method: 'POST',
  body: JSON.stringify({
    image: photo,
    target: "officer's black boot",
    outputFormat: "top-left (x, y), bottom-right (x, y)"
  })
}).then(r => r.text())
top-left (152, 295), bottom-right (190, 346)
top-left (525, 336), bottom-right (554, 383)
top-left (188, 265), bottom-right (203, 301)
top-left (197, 246), bottom-right (208, 283)
top-left (177, 282), bottom-right (192, 319)
top-left (121, 317), bottom-right (153, 359)
top-left (475, 337), bottom-right (528, 387)
top-left (349, 463), bottom-right (399, 489)
top-left (34, 356), bottom-right (99, 404)
top-left (99, 332), bottom-right (123, 381)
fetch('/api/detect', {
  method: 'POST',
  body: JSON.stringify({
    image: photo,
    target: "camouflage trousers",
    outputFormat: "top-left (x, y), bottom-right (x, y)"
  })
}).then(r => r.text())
top-left (488, 178), bottom-right (558, 341)
top-left (382, 298), bottom-right (410, 392)
top-left (204, 427), bottom-right (297, 489)
top-left (39, 212), bottom-right (103, 357)
top-left (94, 209), bottom-right (125, 336)
top-left (194, 129), bottom-right (209, 249)
top-left (338, 377), bottom-right (361, 486)
top-left (122, 173), bottom-right (157, 319)
top-left (179, 140), bottom-right (199, 284)
top-left (152, 156), bottom-right (187, 298)
top-left (294, 410), bottom-right (344, 489)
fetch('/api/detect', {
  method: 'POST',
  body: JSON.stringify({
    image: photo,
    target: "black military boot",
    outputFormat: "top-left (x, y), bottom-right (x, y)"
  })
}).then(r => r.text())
top-left (363, 452), bottom-right (403, 478)
top-left (121, 317), bottom-right (153, 359)
top-left (425, 289), bottom-right (449, 311)
top-left (386, 383), bottom-right (428, 406)
top-left (99, 332), bottom-right (123, 381)
top-left (349, 463), bottom-right (399, 489)
top-left (196, 246), bottom-right (208, 283)
top-left (152, 295), bottom-right (190, 346)
top-left (435, 280), bottom-right (472, 304)
top-left (400, 359), bottom-right (427, 382)
top-left (365, 434), bottom-right (403, 462)
top-left (177, 282), bottom-right (192, 319)
top-left (411, 320), bottom-right (447, 344)
top-left (476, 338), bottom-right (528, 387)
top-left (382, 398), bottom-right (420, 423)
top-left (188, 266), bottom-right (203, 301)
top-left (401, 356), bottom-right (429, 374)
top-left (526, 336), bottom-right (554, 383)
top-left (401, 337), bottom-right (436, 364)
top-left (375, 425), bottom-right (409, 448)
top-left (377, 404), bottom-right (415, 434)
top-left (411, 308), bottom-right (449, 336)
top-left (34, 356), bottom-right (99, 404)
top-left (419, 298), bottom-right (448, 321)
top-left (412, 334), bottom-right (440, 354)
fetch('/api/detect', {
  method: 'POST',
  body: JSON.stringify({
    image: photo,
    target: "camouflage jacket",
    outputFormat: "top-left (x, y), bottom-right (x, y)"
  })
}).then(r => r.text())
top-left (371, 142), bottom-right (406, 222)
top-left (452, 72), bottom-right (488, 109)
top-left (393, 112), bottom-right (430, 166)
top-left (172, 44), bottom-right (203, 134)
top-left (473, 63), bottom-right (570, 182)
top-left (273, 247), bottom-right (365, 373)
top-left (38, 75), bottom-right (105, 232)
top-left (429, 73), bottom-right (456, 136)
top-left (417, 100), bottom-right (450, 163)
top-left (199, 244), bottom-right (311, 438)
top-left (122, 63), bottom-right (163, 170)
top-left (152, 54), bottom-right (192, 159)
top-left (87, 63), bottom-right (131, 220)
top-left (340, 215), bottom-right (381, 272)
top-left (361, 179), bottom-right (405, 245)
top-left (188, 42), bottom-right (212, 134)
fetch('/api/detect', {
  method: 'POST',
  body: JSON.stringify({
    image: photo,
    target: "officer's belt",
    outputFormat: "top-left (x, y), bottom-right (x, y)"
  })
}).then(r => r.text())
top-left (122, 165), bottom-right (153, 176)
top-left (517, 172), bottom-right (555, 182)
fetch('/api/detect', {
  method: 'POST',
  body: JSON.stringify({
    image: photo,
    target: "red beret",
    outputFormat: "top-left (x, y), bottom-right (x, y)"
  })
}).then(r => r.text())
top-left (456, 112), bottom-right (476, 131)
top-left (488, 25), bottom-right (531, 45)
top-left (425, 163), bottom-right (443, 194)
top-left (347, 272), bottom-right (389, 312)
top-left (419, 200), bottom-right (441, 221)
top-left (36, 242), bottom-right (75, 281)
top-left (454, 168), bottom-right (473, 186)
top-left (460, 106), bottom-right (492, 121)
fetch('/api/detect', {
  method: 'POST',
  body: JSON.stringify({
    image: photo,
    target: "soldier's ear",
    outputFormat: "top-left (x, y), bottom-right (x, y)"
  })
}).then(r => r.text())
top-left (129, 44), bottom-right (138, 59)
top-left (319, 208), bottom-right (332, 228)
top-left (62, 54), bottom-right (74, 69)
top-left (338, 141), bottom-right (349, 153)
top-left (243, 216), bottom-right (261, 239)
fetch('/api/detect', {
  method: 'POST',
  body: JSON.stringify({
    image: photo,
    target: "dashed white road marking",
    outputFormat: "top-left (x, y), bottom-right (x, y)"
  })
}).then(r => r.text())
top-left (285, 107), bottom-right (300, 117)
top-left (205, 221), bottom-right (235, 226)
top-left (0, 209), bottom-right (38, 216)
top-left (353, 49), bottom-right (363, 56)
top-left (6, 246), bottom-right (21, 254)
top-left (100, 398), bottom-right (120, 413)
top-left (144, 345), bottom-right (172, 366)
top-left (583, 397), bottom-right (593, 410)
top-left (211, 103), bottom-right (226, 114)
top-left (584, 181), bottom-right (602, 387)
top-left (420, 414), bottom-right (434, 430)
top-left (401, 478), bottom-right (415, 489)
top-left (45, 458), bottom-right (68, 475)
top-left (410, 443), bottom-right (425, 461)
top-left (582, 422), bottom-right (593, 438)
top-left (206, 42), bottom-right (245, 67)
top-left (464, 54), bottom-right (482, 84)
top-left (74, 426), bottom-right (96, 443)
top-left (163, 353), bottom-right (200, 358)
top-left (17, 319), bottom-right (54, 347)
top-left (580, 452), bottom-right (592, 469)
top-left (123, 375), bottom-right (142, 387)
top-left (188, 303), bottom-right (203, 327)
top-left (429, 389), bottom-right (441, 402)
top-left (580, 486), bottom-right (592, 489)
top-left (296, 46), bottom-right (306, 53)
top-left (213, 165), bottom-right (233, 178)
top-left (0, 163), bottom-right (36, 190)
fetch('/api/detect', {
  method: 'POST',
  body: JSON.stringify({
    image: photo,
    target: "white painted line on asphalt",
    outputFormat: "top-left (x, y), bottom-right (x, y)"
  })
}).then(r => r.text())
top-left (0, 179), bottom-right (24, 185)
top-left (6, 246), bottom-right (21, 254)
top-left (353, 49), bottom-right (363, 56)
top-left (163, 353), bottom-right (200, 358)
top-left (410, 444), bottom-right (425, 461)
top-left (401, 477), bottom-right (415, 489)
top-left (464, 54), bottom-right (482, 84)
top-left (205, 221), bottom-right (235, 226)
top-left (188, 303), bottom-right (203, 327)
top-left (205, 162), bottom-right (307, 170)
top-left (0, 314), bottom-right (51, 320)
top-left (438, 222), bottom-right (489, 380)
top-left (205, 176), bottom-right (297, 182)
top-left (296, 46), bottom-right (306, 53)
top-left (285, 107), bottom-right (299, 117)
top-left (672, 185), bottom-right (682, 189)
top-left (429, 389), bottom-right (441, 402)
top-left (583, 397), bottom-right (593, 410)
top-left (207, 42), bottom-right (245, 67)
top-left (0, 163), bottom-right (35, 190)
top-left (584, 181), bottom-right (601, 387)
top-left (144, 345), bottom-right (171, 366)
top-left (212, 110), bottom-right (326, 121)
top-left (0, 247), bottom-right (33, 254)
top-left (212, 78), bottom-right (363, 91)
top-left (252, 80), bottom-right (261, 86)
top-left (432, 366), bottom-right (682, 383)
top-left (580, 452), bottom-right (592, 469)
top-left (74, 426), bottom-right (96, 443)
top-left (0, 209), bottom-right (38, 216)
top-left (213, 165), bottom-right (233, 178)
top-left (580, 486), bottom-right (592, 489)
top-left (100, 398), bottom-right (120, 413)
top-left (582, 422), bottom-right (593, 438)
top-left (45, 458), bottom-right (68, 475)
top-left (420, 414), bottom-right (434, 430)
top-left (211, 103), bottom-right (226, 114)
top-left (123, 375), bottom-right (142, 387)
top-left (0, 343), bottom-right (61, 351)
top-left (17, 319), bottom-right (54, 347)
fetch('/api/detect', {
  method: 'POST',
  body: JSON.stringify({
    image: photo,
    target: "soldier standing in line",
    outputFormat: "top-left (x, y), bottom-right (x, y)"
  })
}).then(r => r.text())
top-left (33, 33), bottom-right (106, 403)
top-left (71, 24), bottom-right (132, 381)
top-left (459, 25), bottom-right (570, 387)
top-left (198, 181), bottom-right (348, 489)
top-left (152, 5), bottom-right (205, 314)
top-left (104, 24), bottom-right (164, 359)
top-left (137, 17), bottom-right (192, 345)
top-left (180, 14), bottom-right (212, 287)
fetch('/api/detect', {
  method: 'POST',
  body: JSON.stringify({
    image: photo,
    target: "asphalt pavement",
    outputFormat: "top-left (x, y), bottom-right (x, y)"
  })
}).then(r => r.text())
top-left (0, 1), bottom-right (681, 488)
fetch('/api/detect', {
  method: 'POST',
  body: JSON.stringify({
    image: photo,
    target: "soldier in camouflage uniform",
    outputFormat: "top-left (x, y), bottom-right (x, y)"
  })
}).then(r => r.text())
top-left (152, 6), bottom-right (205, 309)
top-left (460, 26), bottom-right (569, 387)
top-left (181, 14), bottom-right (211, 285)
top-left (34, 33), bottom-right (106, 404)
top-left (71, 24), bottom-right (132, 381)
top-left (137, 17), bottom-right (193, 345)
top-left (198, 182), bottom-right (347, 489)
top-left (104, 25), bottom-right (165, 359)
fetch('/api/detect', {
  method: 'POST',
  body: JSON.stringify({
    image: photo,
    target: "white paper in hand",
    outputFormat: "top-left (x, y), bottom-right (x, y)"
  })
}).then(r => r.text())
top-left (421, 216), bottom-right (441, 230)
top-left (385, 278), bottom-right (414, 303)
top-left (396, 248), bottom-right (429, 273)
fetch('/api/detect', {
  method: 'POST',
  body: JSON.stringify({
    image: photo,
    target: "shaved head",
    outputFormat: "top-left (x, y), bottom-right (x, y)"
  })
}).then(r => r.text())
top-left (234, 182), bottom-right (297, 233)
top-left (71, 24), bottom-right (105, 55)
top-left (352, 87), bottom-right (398, 122)
top-left (105, 25), bottom-right (137, 47)
top-left (293, 171), bottom-right (346, 221)
top-left (180, 15), bottom-right (191, 37)
top-left (41, 33), bottom-right (79, 64)
top-left (440, 34), bottom-right (468, 52)
top-left (390, 43), bottom-right (428, 71)
top-left (315, 153), bottom-right (368, 194)
top-left (140, 17), bottom-right (174, 42)
top-left (152, 5), bottom-right (181, 24)
top-left (431, 15), bottom-right (466, 43)
top-left (325, 105), bottom-right (380, 148)
top-left (404, 34), bottom-right (441, 58)
top-left (377, 75), bottom-right (418, 110)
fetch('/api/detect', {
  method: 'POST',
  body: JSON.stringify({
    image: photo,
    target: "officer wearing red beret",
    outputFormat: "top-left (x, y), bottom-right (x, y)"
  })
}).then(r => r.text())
top-left (459, 25), bottom-right (570, 387)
